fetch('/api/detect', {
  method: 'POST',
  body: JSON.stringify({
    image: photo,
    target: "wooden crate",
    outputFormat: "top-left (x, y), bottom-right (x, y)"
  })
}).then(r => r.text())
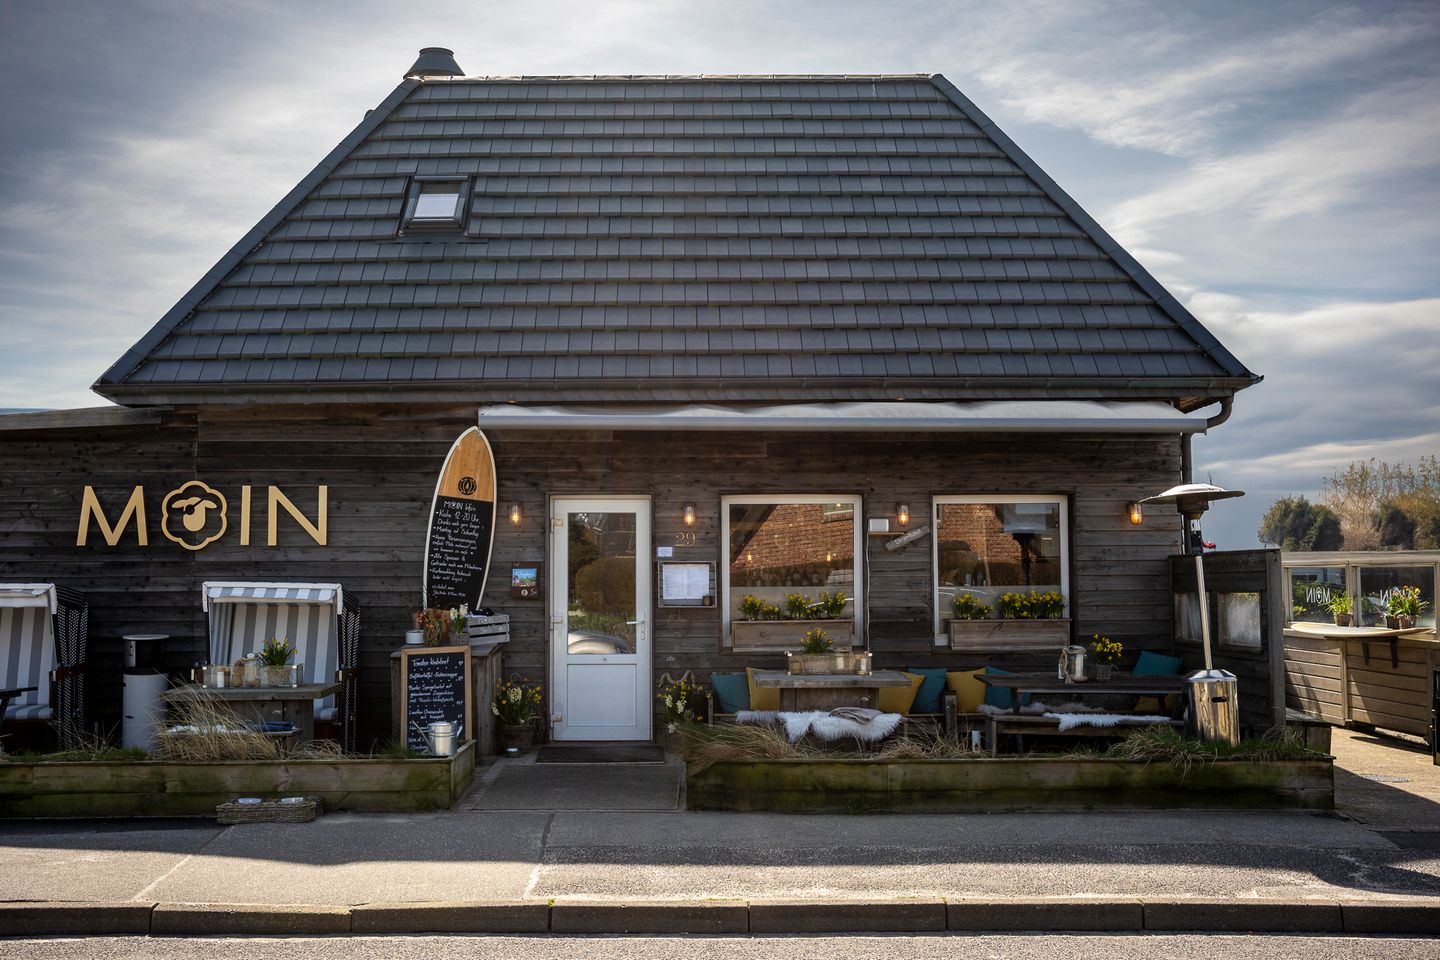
top-left (732, 619), bottom-right (854, 652)
top-left (949, 618), bottom-right (1071, 652)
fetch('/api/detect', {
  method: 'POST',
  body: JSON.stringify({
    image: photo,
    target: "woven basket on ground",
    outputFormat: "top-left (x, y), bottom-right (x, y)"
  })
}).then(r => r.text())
top-left (216, 797), bottom-right (321, 825)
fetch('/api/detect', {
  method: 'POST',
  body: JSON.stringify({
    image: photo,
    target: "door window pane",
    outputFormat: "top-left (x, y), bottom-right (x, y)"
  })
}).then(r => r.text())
top-left (1358, 565), bottom-right (1436, 628)
top-left (727, 500), bottom-right (855, 622)
top-left (567, 512), bottom-right (636, 655)
top-left (1288, 566), bottom-right (1346, 624)
top-left (937, 500), bottom-right (1066, 616)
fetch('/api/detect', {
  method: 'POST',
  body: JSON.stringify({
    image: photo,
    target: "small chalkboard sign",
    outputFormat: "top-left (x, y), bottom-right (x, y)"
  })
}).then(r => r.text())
top-left (398, 645), bottom-right (473, 752)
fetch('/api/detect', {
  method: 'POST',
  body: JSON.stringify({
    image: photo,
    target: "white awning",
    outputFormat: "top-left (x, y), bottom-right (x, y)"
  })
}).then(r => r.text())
top-left (0, 584), bottom-right (57, 613)
top-left (477, 400), bottom-right (1206, 433)
top-left (202, 582), bottom-right (343, 614)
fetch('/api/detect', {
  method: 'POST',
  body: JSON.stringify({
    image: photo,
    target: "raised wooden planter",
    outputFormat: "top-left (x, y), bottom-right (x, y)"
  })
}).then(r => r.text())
top-left (949, 618), bottom-right (1070, 651)
top-left (732, 619), bottom-right (854, 652)
top-left (687, 755), bottom-right (1333, 813)
top-left (0, 742), bottom-right (475, 819)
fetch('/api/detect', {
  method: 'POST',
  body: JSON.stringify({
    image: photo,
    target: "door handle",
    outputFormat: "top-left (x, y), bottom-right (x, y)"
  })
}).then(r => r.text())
top-left (625, 619), bottom-right (643, 625)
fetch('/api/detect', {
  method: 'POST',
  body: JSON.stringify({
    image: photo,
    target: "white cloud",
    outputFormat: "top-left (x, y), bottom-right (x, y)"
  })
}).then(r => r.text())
top-left (968, 5), bottom-right (1435, 156)
top-left (1108, 79), bottom-right (1440, 248)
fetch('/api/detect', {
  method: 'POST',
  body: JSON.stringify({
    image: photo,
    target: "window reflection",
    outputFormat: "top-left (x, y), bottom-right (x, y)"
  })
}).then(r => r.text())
top-left (1288, 566), bottom-right (1346, 624)
top-left (1358, 566), bottom-right (1436, 628)
top-left (567, 512), bottom-right (637, 655)
top-left (727, 501), bottom-right (855, 621)
top-left (937, 500), bottom-right (1065, 615)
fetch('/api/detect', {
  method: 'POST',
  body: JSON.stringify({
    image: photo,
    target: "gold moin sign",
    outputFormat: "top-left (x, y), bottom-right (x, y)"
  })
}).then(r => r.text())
top-left (77, 483), bottom-right (328, 550)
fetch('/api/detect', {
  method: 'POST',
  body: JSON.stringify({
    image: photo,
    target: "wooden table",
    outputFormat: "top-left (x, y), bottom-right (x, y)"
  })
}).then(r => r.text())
top-left (162, 682), bottom-right (340, 746)
top-left (976, 672), bottom-right (1188, 714)
top-left (975, 671), bottom-right (1188, 754)
top-left (1287, 621), bottom-right (1430, 669)
top-left (750, 670), bottom-right (912, 711)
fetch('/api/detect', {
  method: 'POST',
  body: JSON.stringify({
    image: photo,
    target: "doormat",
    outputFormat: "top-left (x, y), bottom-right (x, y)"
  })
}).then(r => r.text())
top-left (1357, 773), bottom-right (1411, 783)
top-left (535, 743), bottom-right (665, 764)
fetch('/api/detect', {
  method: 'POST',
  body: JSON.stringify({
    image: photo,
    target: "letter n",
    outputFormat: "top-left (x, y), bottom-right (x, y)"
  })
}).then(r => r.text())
top-left (268, 486), bottom-right (328, 546)
top-left (77, 486), bottom-right (148, 546)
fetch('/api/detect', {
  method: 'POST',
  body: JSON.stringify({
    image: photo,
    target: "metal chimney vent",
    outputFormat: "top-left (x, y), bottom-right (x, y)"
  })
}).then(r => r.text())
top-left (405, 47), bottom-right (464, 79)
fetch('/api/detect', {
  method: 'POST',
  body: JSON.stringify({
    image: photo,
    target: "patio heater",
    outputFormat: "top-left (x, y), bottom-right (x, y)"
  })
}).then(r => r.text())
top-left (1139, 482), bottom-right (1245, 746)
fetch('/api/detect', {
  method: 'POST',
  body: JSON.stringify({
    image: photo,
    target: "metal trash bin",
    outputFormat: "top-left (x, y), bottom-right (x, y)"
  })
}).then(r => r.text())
top-left (1186, 668), bottom-right (1239, 747)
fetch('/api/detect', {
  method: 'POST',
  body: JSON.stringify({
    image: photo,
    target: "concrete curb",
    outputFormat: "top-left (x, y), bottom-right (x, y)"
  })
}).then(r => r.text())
top-left (3, 897), bottom-right (1439, 937)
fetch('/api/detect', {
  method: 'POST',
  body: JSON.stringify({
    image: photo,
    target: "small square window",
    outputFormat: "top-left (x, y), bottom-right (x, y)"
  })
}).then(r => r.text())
top-left (401, 177), bottom-right (467, 233)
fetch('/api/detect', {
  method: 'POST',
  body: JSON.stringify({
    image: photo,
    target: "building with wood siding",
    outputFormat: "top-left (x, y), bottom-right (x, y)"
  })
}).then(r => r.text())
top-left (0, 49), bottom-right (1258, 744)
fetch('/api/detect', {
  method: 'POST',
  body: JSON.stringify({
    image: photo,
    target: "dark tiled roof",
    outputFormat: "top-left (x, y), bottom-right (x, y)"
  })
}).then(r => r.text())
top-left (95, 74), bottom-right (1257, 408)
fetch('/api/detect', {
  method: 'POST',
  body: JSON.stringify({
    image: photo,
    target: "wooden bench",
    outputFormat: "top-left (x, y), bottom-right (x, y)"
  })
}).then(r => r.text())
top-left (985, 713), bottom-right (1184, 755)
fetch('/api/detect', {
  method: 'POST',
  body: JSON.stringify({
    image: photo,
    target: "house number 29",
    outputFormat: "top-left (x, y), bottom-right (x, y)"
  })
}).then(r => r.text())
top-left (674, 531), bottom-right (696, 547)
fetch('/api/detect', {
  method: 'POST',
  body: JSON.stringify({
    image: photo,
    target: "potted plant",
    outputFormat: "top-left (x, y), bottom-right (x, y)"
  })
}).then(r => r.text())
top-left (258, 636), bottom-right (298, 687)
top-left (492, 675), bottom-right (542, 754)
top-left (1386, 586), bottom-right (1429, 630)
top-left (656, 675), bottom-right (703, 750)
top-left (1326, 591), bottom-right (1353, 628)
top-left (948, 589), bottom-right (1070, 651)
top-left (731, 590), bottom-right (855, 651)
top-left (1089, 635), bottom-right (1123, 681)
top-left (787, 627), bottom-right (848, 675)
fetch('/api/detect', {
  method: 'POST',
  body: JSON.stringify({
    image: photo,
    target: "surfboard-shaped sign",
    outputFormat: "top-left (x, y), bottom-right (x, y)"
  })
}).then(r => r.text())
top-left (423, 427), bottom-right (497, 611)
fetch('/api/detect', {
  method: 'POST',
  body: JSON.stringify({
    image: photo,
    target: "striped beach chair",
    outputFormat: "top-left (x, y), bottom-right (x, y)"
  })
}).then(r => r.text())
top-left (0, 584), bottom-right (87, 749)
top-left (202, 582), bottom-right (361, 751)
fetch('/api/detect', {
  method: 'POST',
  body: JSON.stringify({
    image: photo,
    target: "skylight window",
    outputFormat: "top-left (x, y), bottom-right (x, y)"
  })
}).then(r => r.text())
top-left (400, 176), bottom-right (468, 233)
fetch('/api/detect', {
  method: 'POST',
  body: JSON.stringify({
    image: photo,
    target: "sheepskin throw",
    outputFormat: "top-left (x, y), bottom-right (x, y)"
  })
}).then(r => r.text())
top-left (1044, 713), bottom-right (1172, 733)
top-left (736, 708), bottom-right (903, 743)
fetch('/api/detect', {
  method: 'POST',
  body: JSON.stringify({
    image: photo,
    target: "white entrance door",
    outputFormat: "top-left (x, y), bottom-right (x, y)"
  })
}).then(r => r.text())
top-left (549, 497), bottom-right (652, 741)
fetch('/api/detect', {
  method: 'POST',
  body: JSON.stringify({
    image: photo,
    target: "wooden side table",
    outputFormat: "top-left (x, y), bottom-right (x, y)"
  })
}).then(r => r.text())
top-left (163, 682), bottom-right (340, 746)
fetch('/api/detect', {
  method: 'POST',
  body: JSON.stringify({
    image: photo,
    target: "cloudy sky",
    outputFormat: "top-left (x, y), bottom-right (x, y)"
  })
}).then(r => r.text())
top-left (1, 0), bottom-right (1436, 546)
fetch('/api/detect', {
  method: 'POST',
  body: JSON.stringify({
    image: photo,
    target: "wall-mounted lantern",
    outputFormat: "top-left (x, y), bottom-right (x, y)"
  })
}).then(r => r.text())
top-left (508, 503), bottom-right (523, 526)
top-left (896, 503), bottom-right (910, 526)
top-left (682, 504), bottom-right (696, 527)
top-left (1127, 501), bottom-right (1144, 526)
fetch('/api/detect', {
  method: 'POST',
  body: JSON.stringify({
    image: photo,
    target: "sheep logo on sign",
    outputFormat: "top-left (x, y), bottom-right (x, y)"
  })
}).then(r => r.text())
top-left (161, 481), bottom-right (228, 551)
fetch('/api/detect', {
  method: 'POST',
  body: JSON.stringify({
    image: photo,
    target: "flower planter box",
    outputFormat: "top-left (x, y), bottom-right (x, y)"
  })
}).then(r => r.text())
top-left (687, 755), bottom-right (1333, 813)
top-left (732, 619), bottom-right (854, 652)
top-left (949, 618), bottom-right (1070, 651)
top-left (0, 742), bottom-right (475, 819)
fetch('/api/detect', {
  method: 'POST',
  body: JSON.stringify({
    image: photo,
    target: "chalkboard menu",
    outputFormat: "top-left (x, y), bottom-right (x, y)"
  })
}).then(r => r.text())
top-left (425, 496), bottom-right (494, 609)
top-left (399, 646), bottom-right (473, 752)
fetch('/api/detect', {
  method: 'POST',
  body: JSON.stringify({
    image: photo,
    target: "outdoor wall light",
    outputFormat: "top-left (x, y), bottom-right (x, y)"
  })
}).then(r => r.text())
top-left (509, 504), bottom-right (523, 526)
top-left (682, 504), bottom-right (696, 526)
top-left (1127, 501), bottom-right (1144, 526)
top-left (896, 503), bottom-right (910, 525)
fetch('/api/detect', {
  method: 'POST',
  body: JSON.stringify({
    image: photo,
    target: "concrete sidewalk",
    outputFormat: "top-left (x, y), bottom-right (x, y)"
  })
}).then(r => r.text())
top-left (2, 728), bottom-right (1438, 936)
top-left (2, 808), bottom-right (1439, 935)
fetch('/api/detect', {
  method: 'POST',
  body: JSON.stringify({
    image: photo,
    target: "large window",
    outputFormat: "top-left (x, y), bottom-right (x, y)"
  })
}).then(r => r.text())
top-left (1358, 565), bottom-right (1436, 628)
top-left (721, 495), bottom-right (862, 641)
top-left (1287, 566), bottom-right (1347, 624)
top-left (932, 495), bottom-right (1069, 638)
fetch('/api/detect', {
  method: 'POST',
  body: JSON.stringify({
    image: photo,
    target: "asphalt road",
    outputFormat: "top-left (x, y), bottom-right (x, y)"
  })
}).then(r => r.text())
top-left (3, 935), bottom-right (1438, 960)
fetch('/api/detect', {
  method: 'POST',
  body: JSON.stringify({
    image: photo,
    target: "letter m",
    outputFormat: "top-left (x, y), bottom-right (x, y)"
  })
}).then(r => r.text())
top-left (77, 486), bottom-right (149, 546)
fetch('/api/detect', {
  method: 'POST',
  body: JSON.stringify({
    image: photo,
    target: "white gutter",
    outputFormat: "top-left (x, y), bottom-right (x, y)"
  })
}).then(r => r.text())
top-left (476, 400), bottom-right (1206, 433)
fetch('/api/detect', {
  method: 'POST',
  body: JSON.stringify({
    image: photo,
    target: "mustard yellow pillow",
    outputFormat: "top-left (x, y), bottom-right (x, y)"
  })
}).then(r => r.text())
top-left (745, 667), bottom-right (780, 711)
top-left (878, 672), bottom-right (924, 714)
top-left (946, 669), bottom-right (985, 713)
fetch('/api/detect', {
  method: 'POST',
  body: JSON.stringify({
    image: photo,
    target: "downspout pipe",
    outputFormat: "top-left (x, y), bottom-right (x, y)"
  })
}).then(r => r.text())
top-left (1180, 397), bottom-right (1233, 484)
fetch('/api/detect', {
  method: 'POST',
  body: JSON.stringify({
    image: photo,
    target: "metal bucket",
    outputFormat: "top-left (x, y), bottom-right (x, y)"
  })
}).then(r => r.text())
top-left (426, 721), bottom-right (458, 757)
top-left (1185, 668), bottom-right (1239, 746)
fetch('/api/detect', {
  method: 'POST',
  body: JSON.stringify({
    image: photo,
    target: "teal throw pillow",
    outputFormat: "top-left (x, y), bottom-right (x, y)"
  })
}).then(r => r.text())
top-left (710, 673), bottom-right (750, 714)
top-left (906, 666), bottom-right (949, 715)
top-left (1133, 651), bottom-right (1184, 677)
top-left (983, 666), bottom-right (1030, 710)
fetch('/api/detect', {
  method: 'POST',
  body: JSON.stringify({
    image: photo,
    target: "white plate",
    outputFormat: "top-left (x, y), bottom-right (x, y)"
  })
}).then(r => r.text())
top-left (235, 797), bottom-right (262, 805)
